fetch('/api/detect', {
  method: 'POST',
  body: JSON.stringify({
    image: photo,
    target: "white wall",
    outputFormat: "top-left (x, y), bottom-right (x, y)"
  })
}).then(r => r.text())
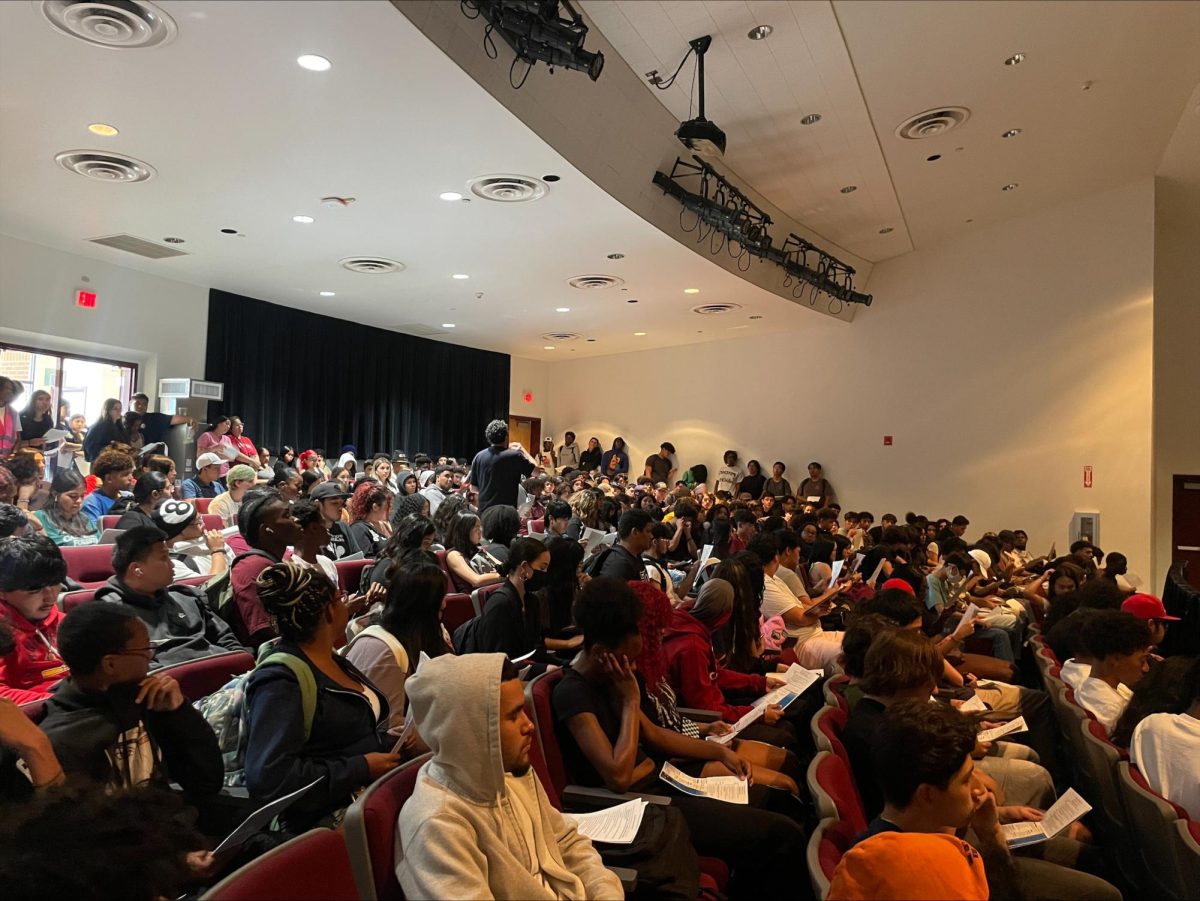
top-left (1152, 85), bottom-right (1200, 586)
top-left (530, 181), bottom-right (1155, 577)
top-left (0, 234), bottom-right (209, 397)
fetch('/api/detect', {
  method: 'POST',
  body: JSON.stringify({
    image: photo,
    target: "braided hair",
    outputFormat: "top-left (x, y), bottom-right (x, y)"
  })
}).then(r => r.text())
top-left (255, 561), bottom-right (336, 642)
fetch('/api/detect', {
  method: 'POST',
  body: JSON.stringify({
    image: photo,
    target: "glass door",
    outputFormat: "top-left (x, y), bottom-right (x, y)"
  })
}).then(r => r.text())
top-left (0, 342), bottom-right (138, 430)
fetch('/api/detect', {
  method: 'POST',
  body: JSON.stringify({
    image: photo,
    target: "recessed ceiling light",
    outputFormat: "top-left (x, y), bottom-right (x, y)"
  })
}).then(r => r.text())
top-left (1001, 183), bottom-right (1019, 191)
top-left (633, 332), bottom-right (646, 336)
top-left (452, 273), bottom-right (469, 279)
top-left (879, 227), bottom-right (894, 234)
top-left (926, 154), bottom-right (941, 162)
top-left (555, 307), bottom-right (570, 313)
top-left (749, 315), bottom-right (763, 320)
top-left (1004, 52), bottom-right (1025, 66)
top-left (292, 215), bottom-right (314, 224)
top-left (320, 291), bottom-right (335, 297)
top-left (439, 192), bottom-right (463, 201)
top-left (1002, 129), bottom-right (1022, 138)
top-left (683, 288), bottom-right (700, 294)
top-left (543, 345), bottom-right (555, 350)
top-left (747, 24), bottom-right (773, 40)
top-left (87, 123), bottom-right (119, 137)
top-left (800, 113), bottom-right (822, 126)
top-left (840, 185), bottom-right (857, 194)
top-left (442, 323), bottom-right (456, 328)
top-left (220, 228), bottom-right (237, 235)
top-left (163, 237), bottom-right (184, 244)
top-left (607, 252), bottom-right (625, 260)
top-left (297, 54), bottom-right (332, 72)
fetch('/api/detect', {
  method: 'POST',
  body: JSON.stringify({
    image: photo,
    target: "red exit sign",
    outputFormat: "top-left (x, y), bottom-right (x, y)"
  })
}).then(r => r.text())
top-left (75, 290), bottom-right (97, 309)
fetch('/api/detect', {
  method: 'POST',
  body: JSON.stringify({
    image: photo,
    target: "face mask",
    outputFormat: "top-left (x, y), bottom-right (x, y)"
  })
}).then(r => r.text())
top-left (525, 568), bottom-right (548, 592)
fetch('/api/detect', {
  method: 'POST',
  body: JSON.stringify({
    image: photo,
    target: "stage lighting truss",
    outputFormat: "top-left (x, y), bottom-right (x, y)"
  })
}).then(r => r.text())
top-left (653, 156), bottom-right (774, 272)
top-left (653, 156), bottom-right (873, 309)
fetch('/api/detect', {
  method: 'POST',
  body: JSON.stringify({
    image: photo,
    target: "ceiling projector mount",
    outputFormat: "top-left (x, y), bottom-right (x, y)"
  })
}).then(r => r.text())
top-left (650, 34), bottom-right (727, 157)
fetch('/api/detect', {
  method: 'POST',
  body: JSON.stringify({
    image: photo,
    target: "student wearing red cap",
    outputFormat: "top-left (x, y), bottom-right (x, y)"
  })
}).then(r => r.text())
top-left (1120, 592), bottom-right (1180, 649)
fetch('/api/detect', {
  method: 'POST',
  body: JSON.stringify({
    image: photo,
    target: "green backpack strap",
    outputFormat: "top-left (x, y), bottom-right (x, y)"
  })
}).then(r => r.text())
top-left (259, 653), bottom-right (318, 742)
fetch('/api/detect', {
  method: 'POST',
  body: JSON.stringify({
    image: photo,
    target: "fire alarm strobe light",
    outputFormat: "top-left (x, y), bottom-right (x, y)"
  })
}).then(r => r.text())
top-left (523, 392), bottom-right (533, 404)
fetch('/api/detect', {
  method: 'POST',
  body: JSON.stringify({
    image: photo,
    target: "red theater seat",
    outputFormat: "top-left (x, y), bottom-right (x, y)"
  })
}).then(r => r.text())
top-left (201, 827), bottom-right (357, 900)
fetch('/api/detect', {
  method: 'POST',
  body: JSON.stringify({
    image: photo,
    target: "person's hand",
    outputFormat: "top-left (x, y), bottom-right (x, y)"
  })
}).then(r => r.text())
top-left (963, 672), bottom-right (978, 686)
top-left (762, 703), bottom-right (784, 725)
top-left (364, 752), bottom-right (403, 779)
top-left (765, 673), bottom-right (787, 690)
top-left (186, 850), bottom-right (220, 880)
top-left (969, 781), bottom-right (1007, 849)
top-left (949, 698), bottom-right (965, 709)
top-left (136, 673), bottom-right (184, 712)
top-left (951, 615), bottom-right (976, 641)
top-left (603, 653), bottom-right (640, 708)
top-left (998, 806), bottom-right (1043, 825)
top-left (204, 530), bottom-right (226, 553)
top-left (703, 720), bottom-right (733, 738)
top-left (719, 748), bottom-right (753, 782)
top-left (16, 483), bottom-right (35, 504)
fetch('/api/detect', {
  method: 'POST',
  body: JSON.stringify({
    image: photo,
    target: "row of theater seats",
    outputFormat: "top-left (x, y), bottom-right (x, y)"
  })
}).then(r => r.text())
top-left (800, 636), bottom-right (1200, 901)
top-left (1031, 634), bottom-right (1200, 897)
top-left (200, 665), bottom-right (730, 900)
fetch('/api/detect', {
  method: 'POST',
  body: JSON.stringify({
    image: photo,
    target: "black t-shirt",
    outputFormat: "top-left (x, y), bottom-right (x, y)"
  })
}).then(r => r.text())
top-left (552, 666), bottom-right (653, 790)
top-left (842, 697), bottom-right (887, 819)
top-left (468, 446), bottom-right (535, 512)
top-left (19, 413), bottom-right (51, 441)
top-left (595, 545), bottom-right (646, 581)
top-left (858, 545), bottom-right (894, 587)
top-left (140, 412), bottom-right (176, 444)
top-left (644, 454), bottom-right (671, 483)
top-left (739, 473), bottom-right (766, 499)
top-left (322, 521), bottom-right (359, 560)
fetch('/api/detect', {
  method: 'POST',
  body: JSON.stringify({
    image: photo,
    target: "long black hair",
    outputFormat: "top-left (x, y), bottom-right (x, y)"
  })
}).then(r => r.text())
top-left (542, 536), bottom-right (583, 635)
top-left (380, 561), bottom-right (448, 672)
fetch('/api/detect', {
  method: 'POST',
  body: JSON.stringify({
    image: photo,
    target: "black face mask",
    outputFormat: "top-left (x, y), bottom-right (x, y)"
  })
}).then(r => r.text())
top-left (525, 568), bottom-right (548, 592)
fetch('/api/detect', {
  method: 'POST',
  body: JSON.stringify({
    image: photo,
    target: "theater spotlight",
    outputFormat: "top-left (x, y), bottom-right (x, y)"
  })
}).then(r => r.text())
top-left (464, 0), bottom-right (604, 88)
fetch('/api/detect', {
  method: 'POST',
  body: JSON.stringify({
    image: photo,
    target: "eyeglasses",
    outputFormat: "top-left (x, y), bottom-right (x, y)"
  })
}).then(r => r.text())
top-left (111, 646), bottom-right (158, 660)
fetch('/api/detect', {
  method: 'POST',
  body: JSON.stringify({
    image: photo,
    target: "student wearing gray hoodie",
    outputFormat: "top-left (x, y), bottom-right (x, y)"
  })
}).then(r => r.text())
top-left (396, 652), bottom-right (621, 900)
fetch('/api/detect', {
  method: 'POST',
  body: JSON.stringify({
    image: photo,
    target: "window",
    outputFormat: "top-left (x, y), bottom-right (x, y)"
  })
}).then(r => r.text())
top-left (0, 342), bottom-right (138, 427)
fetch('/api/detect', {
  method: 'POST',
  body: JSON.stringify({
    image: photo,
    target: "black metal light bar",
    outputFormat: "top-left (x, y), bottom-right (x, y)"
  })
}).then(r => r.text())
top-left (653, 156), bottom-right (873, 307)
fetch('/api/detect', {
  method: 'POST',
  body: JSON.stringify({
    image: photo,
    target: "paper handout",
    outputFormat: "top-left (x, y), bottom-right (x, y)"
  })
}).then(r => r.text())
top-left (828, 559), bottom-right (845, 586)
top-left (698, 543), bottom-right (714, 569)
top-left (1001, 789), bottom-right (1092, 848)
top-left (564, 798), bottom-right (647, 844)
top-left (708, 664), bottom-right (821, 744)
top-left (582, 527), bottom-right (608, 555)
top-left (977, 716), bottom-right (1027, 743)
top-left (214, 777), bottom-right (324, 854)
top-left (960, 602), bottom-right (980, 626)
top-left (959, 694), bottom-right (988, 713)
top-left (659, 761), bottom-right (748, 804)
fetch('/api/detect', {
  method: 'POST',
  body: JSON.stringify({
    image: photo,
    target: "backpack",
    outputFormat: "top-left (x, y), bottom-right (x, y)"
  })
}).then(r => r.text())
top-left (195, 650), bottom-right (317, 787)
top-left (203, 549), bottom-right (276, 617)
top-left (760, 614), bottom-right (788, 652)
top-left (344, 625), bottom-right (409, 675)
top-left (581, 545), bottom-right (616, 578)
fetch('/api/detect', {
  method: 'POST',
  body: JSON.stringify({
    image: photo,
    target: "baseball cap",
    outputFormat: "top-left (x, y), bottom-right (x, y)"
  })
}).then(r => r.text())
top-left (827, 832), bottom-right (988, 900)
top-left (310, 481), bottom-right (352, 501)
top-left (1121, 593), bottom-right (1180, 622)
top-left (881, 577), bottom-right (916, 596)
top-left (152, 499), bottom-right (198, 540)
top-left (196, 452), bottom-right (223, 469)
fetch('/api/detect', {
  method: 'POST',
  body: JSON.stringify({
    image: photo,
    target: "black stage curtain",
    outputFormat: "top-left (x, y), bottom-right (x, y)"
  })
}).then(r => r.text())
top-left (204, 289), bottom-right (510, 461)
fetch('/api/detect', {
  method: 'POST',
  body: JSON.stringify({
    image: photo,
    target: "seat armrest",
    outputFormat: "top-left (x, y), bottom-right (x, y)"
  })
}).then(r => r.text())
top-left (607, 866), bottom-right (637, 892)
top-left (677, 707), bottom-right (722, 723)
top-left (562, 784), bottom-right (671, 807)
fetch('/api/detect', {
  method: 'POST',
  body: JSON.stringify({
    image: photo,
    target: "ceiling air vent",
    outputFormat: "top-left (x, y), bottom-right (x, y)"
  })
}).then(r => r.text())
top-left (467, 174), bottom-right (548, 203)
top-left (41, 0), bottom-right (178, 49)
top-left (894, 107), bottom-right (971, 140)
top-left (691, 303), bottom-right (742, 315)
top-left (567, 274), bottom-right (624, 290)
top-left (540, 332), bottom-right (581, 342)
top-left (56, 150), bottom-right (155, 183)
top-left (88, 234), bottom-right (187, 259)
top-left (339, 256), bottom-right (406, 274)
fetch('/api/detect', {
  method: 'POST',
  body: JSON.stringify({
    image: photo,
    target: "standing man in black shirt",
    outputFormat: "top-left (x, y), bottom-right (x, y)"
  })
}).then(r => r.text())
top-left (130, 393), bottom-right (194, 446)
top-left (643, 442), bottom-right (676, 484)
top-left (466, 419), bottom-right (536, 513)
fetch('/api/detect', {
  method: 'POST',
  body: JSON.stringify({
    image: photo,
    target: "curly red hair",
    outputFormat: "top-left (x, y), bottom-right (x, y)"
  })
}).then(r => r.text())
top-left (347, 480), bottom-right (390, 522)
top-left (628, 580), bottom-right (673, 691)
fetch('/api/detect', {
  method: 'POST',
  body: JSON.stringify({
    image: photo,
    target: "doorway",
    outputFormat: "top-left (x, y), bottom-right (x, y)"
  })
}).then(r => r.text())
top-left (507, 414), bottom-right (541, 457)
top-left (1173, 475), bottom-right (1200, 589)
top-left (0, 342), bottom-right (138, 428)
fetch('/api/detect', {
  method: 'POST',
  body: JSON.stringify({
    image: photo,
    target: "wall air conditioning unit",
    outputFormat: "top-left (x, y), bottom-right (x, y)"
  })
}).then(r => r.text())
top-left (157, 378), bottom-right (224, 401)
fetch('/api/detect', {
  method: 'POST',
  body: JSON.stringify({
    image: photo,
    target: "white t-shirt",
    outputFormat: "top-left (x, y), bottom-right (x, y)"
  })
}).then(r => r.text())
top-left (714, 465), bottom-right (743, 496)
top-left (1074, 676), bottom-right (1132, 735)
top-left (1131, 712), bottom-right (1200, 820)
top-left (775, 564), bottom-right (809, 600)
top-left (761, 571), bottom-right (818, 644)
top-left (1060, 659), bottom-right (1091, 691)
